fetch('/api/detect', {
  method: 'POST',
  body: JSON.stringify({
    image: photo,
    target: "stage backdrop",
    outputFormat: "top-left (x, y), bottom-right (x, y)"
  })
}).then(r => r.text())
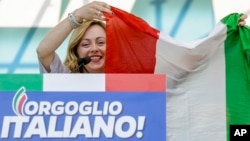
top-left (0, 74), bottom-right (166, 141)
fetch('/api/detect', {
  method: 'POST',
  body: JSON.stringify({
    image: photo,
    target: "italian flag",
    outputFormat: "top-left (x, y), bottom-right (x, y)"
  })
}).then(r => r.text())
top-left (105, 7), bottom-right (250, 141)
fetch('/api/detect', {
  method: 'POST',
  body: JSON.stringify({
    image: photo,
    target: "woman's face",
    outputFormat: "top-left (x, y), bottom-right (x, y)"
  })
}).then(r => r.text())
top-left (77, 24), bottom-right (106, 73)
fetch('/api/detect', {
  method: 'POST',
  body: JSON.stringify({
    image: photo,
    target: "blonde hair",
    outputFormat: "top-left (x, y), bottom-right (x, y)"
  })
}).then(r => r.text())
top-left (64, 20), bottom-right (106, 73)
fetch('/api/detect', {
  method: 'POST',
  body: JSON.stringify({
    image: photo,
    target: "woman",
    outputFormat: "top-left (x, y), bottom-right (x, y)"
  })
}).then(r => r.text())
top-left (37, 1), bottom-right (247, 73)
top-left (36, 1), bottom-right (112, 73)
top-left (65, 21), bottom-right (106, 73)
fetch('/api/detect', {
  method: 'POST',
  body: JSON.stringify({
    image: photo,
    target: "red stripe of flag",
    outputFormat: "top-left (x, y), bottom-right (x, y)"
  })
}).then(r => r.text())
top-left (104, 6), bottom-right (159, 73)
top-left (106, 74), bottom-right (166, 91)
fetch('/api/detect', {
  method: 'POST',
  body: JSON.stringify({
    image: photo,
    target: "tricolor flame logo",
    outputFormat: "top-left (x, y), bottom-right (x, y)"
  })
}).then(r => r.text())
top-left (12, 87), bottom-right (28, 116)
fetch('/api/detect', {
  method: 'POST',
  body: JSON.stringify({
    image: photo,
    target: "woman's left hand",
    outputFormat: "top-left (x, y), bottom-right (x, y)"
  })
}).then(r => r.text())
top-left (238, 14), bottom-right (248, 26)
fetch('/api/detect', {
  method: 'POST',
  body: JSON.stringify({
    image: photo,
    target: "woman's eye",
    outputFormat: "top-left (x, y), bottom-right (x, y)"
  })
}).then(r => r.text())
top-left (97, 41), bottom-right (105, 46)
top-left (81, 44), bottom-right (90, 48)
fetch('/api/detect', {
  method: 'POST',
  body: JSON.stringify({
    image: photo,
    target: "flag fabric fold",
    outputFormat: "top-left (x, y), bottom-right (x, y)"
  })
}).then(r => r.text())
top-left (221, 13), bottom-right (250, 64)
top-left (104, 6), bottom-right (159, 73)
top-left (104, 6), bottom-right (250, 141)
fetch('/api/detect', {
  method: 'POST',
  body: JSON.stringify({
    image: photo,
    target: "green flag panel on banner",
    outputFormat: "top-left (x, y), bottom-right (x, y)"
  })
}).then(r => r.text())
top-left (0, 74), bottom-right (43, 91)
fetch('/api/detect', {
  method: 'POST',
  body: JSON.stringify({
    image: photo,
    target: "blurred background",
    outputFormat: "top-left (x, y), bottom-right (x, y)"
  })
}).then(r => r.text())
top-left (1, 0), bottom-right (250, 73)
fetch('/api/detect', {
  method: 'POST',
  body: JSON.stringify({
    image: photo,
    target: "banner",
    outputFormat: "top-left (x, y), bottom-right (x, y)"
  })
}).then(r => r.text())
top-left (0, 74), bottom-right (167, 141)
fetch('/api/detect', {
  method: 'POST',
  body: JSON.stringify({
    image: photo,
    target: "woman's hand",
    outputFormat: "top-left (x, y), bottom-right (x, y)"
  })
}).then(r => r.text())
top-left (74, 1), bottom-right (113, 21)
top-left (238, 14), bottom-right (248, 26)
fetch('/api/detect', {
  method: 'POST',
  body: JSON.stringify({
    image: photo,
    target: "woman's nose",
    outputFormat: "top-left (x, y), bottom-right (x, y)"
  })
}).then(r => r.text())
top-left (90, 43), bottom-right (98, 52)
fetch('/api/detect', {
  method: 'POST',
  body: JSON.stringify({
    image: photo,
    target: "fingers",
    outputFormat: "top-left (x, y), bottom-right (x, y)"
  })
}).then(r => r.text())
top-left (238, 21), bottom-right (246, 27)
top-left (92, 1), bottom-right (112, 20)
top-left (83, 1), bottom-right (112, 21)
top-left (240, 14), bottom-right (248, 21)
top-left (96, 1), bottom-right (112, 14)
top-left (238, 14), bottom-right (248, 26)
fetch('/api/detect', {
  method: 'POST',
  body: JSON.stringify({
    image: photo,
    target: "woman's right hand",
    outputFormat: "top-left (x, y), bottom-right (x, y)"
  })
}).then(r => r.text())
top-left (74, 1), bottom-right (113, 21)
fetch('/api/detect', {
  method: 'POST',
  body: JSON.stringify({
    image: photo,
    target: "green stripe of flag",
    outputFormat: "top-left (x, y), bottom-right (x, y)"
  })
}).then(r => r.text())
top-left (222, 13), bottom-right (250, 141)
top-left (0, 74), bottom-right (43, 91)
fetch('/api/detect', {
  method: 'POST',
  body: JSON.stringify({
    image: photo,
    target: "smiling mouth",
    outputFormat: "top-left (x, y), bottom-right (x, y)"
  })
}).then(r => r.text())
top-left (90, 56), bottom-right (103, 62)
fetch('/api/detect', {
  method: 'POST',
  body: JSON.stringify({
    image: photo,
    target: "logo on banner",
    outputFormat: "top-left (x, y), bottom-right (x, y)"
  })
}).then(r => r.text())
top-left (1, 87), bottom-right (146, 139)
top-left (12, 87), bottom-right (27, 116)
